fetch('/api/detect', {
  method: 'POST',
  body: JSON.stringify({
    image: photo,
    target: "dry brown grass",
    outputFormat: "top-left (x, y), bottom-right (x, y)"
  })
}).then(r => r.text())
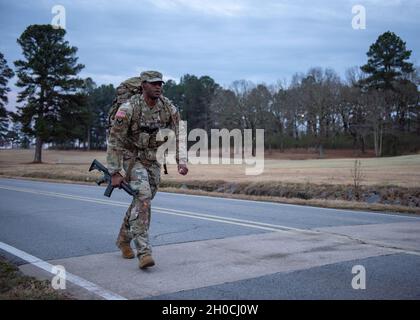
top-left (0, 256), bottom-right (72, 300)
top-left (0, 149), bottom-right (104, 183)
top-left (1, 149), bottom-right (419, 187)
top-left (0, 149), bottom-right (419, 214)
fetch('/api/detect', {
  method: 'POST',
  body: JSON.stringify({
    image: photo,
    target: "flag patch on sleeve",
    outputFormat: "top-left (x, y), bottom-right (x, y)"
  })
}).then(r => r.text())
top-left (115, 110), bottom-right (126, 119)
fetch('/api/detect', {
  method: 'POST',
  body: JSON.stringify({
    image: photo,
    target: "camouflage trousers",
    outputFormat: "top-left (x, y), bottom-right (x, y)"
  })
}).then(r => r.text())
top-left (116, 159), bottom-right (161, 258)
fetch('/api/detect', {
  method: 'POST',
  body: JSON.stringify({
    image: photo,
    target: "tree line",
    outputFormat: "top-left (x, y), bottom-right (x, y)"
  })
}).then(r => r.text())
top-left (163, 31), bottom-right (419, 157)
top-left (0, 25), bottom-right (418, 162)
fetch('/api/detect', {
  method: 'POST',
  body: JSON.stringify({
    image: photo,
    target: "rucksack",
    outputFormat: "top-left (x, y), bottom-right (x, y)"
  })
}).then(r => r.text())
top-left (107, 77), bottom-right (143, 128)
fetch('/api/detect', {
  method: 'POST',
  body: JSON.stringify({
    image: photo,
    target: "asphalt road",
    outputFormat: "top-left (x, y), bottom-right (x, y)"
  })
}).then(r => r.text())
top-left (0, 177), bottom-right (419, 300)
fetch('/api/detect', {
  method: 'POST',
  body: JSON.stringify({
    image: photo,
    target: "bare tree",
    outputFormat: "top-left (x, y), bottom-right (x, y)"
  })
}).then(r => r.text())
top-left (351, 159), bottom-right (364, 200)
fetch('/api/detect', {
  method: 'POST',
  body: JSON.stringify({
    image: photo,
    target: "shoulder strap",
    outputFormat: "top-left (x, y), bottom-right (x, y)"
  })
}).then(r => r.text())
top-left (159, 96), bottom-right (174, 122)
top-left (130, 95), bottom-right (143, 125)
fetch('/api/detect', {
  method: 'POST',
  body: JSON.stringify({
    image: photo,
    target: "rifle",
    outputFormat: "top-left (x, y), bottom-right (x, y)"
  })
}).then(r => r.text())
top-left (89, 159), bottom-right (137, 197)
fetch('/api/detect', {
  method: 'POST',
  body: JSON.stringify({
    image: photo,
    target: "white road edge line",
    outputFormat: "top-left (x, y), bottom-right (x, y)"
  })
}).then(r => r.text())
top-left (159, 191), bottom-right (420, 219)
top-left (0, 241), bottom-right (127, 300)
top-left (154, 209), bottom-right (291, 233)
top-left (153, 207), bottom-right (310, 232)
top-left (1, 178), bottom-right (419, 219)
top-left (0, 185), bottom-right (308, 233)
top-left (2, 185), bottom-right (420, 257)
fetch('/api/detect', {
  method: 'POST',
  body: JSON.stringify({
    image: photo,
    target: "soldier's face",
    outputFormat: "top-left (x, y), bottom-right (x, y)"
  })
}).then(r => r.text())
top-left (143, 81), bottom-right (163, 99)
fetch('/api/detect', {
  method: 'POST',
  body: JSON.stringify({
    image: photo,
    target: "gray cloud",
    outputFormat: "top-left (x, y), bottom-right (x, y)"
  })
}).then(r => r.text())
top-left (1, 0), bottom-right (419, 96)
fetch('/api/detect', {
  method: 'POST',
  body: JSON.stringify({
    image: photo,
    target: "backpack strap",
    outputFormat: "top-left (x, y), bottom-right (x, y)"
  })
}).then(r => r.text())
top-left (124, 95), bottom-right (143, 180)
top-left (159, 96), bottom-right (174, 125)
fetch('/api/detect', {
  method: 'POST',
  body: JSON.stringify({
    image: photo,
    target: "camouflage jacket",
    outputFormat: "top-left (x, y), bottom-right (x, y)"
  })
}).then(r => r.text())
top-left (106, 94), bottom-right (187, 175)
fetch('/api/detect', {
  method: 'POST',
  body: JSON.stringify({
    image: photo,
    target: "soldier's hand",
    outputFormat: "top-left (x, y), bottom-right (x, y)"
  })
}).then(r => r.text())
top-left (111, 173), bottom-right (124, 188)
top-left (178, 164), bottom-right (188, 176)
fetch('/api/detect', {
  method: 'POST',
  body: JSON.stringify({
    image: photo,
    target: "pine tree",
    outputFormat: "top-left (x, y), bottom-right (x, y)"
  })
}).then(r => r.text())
top-left (13, 24), bottom-right (84, 162)
top-left (361, 31), bottom-right (414, 90)
top-left (0, 52), bottom-right (14, 144)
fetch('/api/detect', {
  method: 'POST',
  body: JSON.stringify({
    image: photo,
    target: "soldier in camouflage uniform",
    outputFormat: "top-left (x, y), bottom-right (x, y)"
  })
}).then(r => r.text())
top-left (107, 71), bottom-right (188, 269)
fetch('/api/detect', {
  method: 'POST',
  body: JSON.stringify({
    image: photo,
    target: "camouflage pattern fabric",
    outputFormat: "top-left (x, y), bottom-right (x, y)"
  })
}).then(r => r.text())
top-left (140, 70), bottom-right (165, 83)
top-left (107, 92), bottom-right (187, 258)
top-left (116, 161), bottom-right (161, 257)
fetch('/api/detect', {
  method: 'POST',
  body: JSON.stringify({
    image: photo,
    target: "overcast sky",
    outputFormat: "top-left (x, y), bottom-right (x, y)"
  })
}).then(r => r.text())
top-left (0, 0), bottom-right (419, 103)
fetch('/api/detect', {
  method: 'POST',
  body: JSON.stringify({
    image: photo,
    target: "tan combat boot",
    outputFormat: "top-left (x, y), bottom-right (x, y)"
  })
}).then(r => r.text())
top-left (117, 242), bottom-right (135, 259)
top-left (139, 254), bottom-right (155, 269)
